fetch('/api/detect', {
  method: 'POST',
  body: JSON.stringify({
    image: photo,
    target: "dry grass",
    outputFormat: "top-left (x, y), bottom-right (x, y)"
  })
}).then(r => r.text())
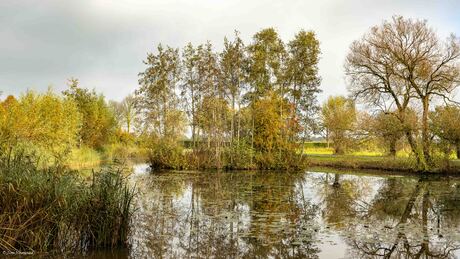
top-left (0, 152), bottom-right (136, 254)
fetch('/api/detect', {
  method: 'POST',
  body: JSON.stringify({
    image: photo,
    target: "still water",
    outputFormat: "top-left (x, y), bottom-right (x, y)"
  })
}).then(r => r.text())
top-left (124, 165), bottom-right (460, 258)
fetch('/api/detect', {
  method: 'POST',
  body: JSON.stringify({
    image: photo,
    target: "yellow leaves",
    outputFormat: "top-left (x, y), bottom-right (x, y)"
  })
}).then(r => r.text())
top-left (0, 91), bottom-right (82, 160)
top-left (252, 91), bottom-right (298, 165)
top-left (322, 95), bottom-right (356, 131)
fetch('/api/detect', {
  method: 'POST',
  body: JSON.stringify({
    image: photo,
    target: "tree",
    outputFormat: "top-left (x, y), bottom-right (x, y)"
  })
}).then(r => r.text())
top-left (431, 105), bottom-right (460, 159)
top-left (252, 91), bottom-right (298, 169)
top-left (137, 44), bottom-right (186, 168)
top-left (247, 28), bottom-right (286, 98)
top-left (345, 16), bottom-right (460, 169)
top-left (220, 31), bottom-right (246, 144)
top-left (110, 94), bottom-right (138, 134)
top-left (137, 44), bottom-right (183, 140)
top-left (246, 28), bottom-right (287, 163)
top-left (285, 30), bottom-right (322, 148)
top-left (371, 112), bottom-right (405, 157)
top-left (321, 96), bottom-right (356, 154)
top-left (181, 42), bottom-right (201, 147)
top-left (63, 78), bottom-right (116, 149)
top-left (194, 42), bottom-right (227, 168)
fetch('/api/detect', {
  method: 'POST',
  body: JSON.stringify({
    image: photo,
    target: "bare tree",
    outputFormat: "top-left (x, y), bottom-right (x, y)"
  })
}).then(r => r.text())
top-left (110, 95), bottom-right (138, 134)
top-left (345, 16), bottom-right (460, 170)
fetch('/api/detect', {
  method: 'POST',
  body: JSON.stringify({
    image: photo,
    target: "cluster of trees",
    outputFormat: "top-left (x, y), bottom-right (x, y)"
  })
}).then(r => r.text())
top-left (136, 19), bottom-right (459, 171)
top-left (321, 94), bottom-right (460, 162)
top-left (0, 90), bottom-right (81, 162)
top-left (321, 16), bottom-right (460, 171)
top-left (0, 80), bottom-right (135, 165)
top-left (136, 28), bottom-right (321, 169)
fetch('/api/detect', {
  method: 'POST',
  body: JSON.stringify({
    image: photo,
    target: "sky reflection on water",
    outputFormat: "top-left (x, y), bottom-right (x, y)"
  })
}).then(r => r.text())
top-left (128, 166), bottom-right (460, 258)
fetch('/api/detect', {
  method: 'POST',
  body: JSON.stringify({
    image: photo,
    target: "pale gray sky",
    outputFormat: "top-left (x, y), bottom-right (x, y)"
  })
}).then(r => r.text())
top-left (1, 0), bottom-right (459, 102)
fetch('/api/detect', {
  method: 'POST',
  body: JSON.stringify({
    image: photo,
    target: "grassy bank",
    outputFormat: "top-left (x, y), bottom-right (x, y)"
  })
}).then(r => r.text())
top-left (66, 144), bottom-right (148, 170)
top-left (306, 154), bottom-right (460, 173)
top-left (0, 152), bottom-right (136, 255)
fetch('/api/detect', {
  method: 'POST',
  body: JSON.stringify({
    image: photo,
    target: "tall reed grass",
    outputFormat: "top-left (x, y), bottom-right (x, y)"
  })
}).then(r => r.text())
top-left (0, 151), bottom-right (136, 255)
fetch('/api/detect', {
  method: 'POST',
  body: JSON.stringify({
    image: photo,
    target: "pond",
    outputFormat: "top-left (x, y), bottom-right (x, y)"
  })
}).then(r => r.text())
top-left (121, 165), bottom-right (460, 258)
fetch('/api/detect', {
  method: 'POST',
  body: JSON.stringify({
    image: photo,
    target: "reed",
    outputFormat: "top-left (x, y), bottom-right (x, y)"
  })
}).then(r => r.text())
top-left (0, 151), bottom-right (136, 255)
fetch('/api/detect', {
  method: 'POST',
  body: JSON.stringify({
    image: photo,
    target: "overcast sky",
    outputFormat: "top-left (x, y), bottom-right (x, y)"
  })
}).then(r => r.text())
top-left (1, 0), bottom-right (459, 102)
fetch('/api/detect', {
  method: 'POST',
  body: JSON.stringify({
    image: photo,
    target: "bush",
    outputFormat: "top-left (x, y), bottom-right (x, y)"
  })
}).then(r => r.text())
top-left (0, 151), bottom-right (136, 254)
top-left (224, 140), bottom-right (255, 170)
top-left (148, 138), bottom-right (185, 170)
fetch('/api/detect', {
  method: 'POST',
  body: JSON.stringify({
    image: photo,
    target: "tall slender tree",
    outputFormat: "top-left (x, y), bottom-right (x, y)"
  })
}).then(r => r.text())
top-left (110, 94), bottom-right (137, 134)
top-left (285, 30), bottom-right (321, 151)
top-left (247, 28), bottom-right (286, 99)
top-left (220, 31), bottom-right (246, 144)
top-left (247, 28), bottom-right (287, 162)
top-left (137, 44), bottom-right (183, 140)
top-left (181, 43), bottom-right (201, 147)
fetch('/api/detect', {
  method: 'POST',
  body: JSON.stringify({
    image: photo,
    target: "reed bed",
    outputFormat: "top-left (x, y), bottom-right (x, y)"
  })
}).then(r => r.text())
top-left (0, 152), bottom-right (136, 255)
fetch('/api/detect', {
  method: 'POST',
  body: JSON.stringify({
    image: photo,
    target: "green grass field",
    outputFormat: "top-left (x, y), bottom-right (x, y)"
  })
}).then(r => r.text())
top-left (301, 142), bottom-right (460, 173)
top-left (304, 151), bottom-right (460, 173)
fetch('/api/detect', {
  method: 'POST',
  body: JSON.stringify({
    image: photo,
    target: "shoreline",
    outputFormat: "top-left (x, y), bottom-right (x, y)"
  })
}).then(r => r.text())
top-left (305, 154), bottom-right (460, 175)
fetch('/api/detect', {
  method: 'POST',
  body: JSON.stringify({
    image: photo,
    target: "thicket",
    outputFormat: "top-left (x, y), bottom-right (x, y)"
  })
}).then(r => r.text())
top-left (0, 81), bottom-right (145, 168)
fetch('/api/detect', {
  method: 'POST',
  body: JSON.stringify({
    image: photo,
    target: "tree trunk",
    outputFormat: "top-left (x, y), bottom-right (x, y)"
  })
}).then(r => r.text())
top-left (191, 88), bottom-right (196, 148)
top-left (405, 130), bottom-right (423, 168)
top-left (398, 109), bottom-right (424, 169)
top-left (237, 99), bottom-right (241, 143)
top-left (421, 96), bottom-right (432, 167)
top-left (230, 96), bottom-right (235, 165)
top-left (162, 96), bottom-right (167, 138)
top-left (250, 106), bottom-right (255, 166)
top-left (332, 174), bottom-right (340, 188)
top-left (456, 142), bottom-right (460, 159)
top-left (299, 127), bottom-right (309, 162)
top-left (389, 139), bottom-right (397, 157)
top-left (334, 146), bottom-right (341, 155)
top-left (231, 97), bottom-right (235, 142)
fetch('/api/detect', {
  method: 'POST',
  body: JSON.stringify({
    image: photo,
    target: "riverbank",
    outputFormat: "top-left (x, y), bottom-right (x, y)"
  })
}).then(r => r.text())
top-left (306, 154), bottom-right (460, 174)
top-left (66, 145), bottom-right (149, 170)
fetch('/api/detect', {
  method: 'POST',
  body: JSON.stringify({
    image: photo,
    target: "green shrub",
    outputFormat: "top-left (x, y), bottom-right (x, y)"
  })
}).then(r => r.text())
top-left (224, 140), bottom-right (255, 170)
top-left (148, 138), bottom-right (185, 170)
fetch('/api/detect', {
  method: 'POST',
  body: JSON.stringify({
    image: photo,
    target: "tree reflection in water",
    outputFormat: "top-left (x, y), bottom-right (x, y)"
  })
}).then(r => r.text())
top-left (129, 169), bottom-right (460, 258)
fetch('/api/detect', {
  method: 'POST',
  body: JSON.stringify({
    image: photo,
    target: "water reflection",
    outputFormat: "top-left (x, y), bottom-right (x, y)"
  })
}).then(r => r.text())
top-left (129, 168), bottom-right (460, 258)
